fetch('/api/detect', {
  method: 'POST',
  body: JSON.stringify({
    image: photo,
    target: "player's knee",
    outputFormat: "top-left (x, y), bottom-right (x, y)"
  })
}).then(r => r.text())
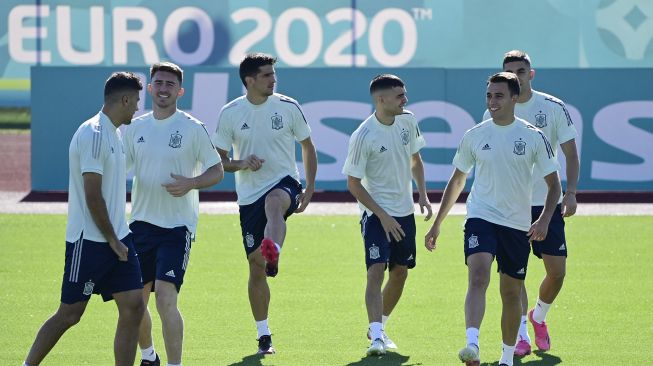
top-left (500, 284), bottom-right (521, 302)
top-left (366, 264), bottom-right (385, 285)
top-left (55, 307), bottom-right (84, 328)
top-left (265, 191), bottom-right (289, 214)
top-left (547, 268), bottom-right (566, 283)
top-left (389, 266), bottom-right (408, 283)
top-left (155, 292), bottom-right (178, 314)
top-left (468, 268), bottom-right (491, 289)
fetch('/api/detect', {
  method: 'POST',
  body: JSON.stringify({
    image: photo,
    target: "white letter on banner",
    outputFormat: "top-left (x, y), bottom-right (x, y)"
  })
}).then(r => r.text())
top-left (164, 7), bottom-right (213, 65)
top-left (301, 101), bottom-right (372, 181)
top-left (324, 8), bottom-right (367, 66)
top-left (113, 7), bottom-right (158, 64)
top-left (57, 6), bottom-right (104, 64)
top-left (8, 5), bottom-right (51, 63)
top-left (274, 8), bottom-right (322, 67)
top-left (591, 101), bottom-right (653, 181)
top-left (407, 101), bottom-right (476, 182)
top-left (368, 8), bottom-right (416, 67)
top-left (229, 8), bottom-right (271, 65)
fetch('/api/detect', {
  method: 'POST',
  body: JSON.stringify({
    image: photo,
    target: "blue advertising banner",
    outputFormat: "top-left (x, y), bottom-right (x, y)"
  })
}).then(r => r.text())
top-left (31, 67), bottom-right (653, 192)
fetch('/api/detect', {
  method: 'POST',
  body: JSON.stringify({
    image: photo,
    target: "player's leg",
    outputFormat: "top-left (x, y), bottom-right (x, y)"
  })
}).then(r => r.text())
top-left (24, 301), bottom-right (89, 365)
top-left (496, 224), bottom-right (531, 366)
top-left (113, 288), bottom-right (146, 366)
top-left (155, 281), bottom-right (183, 364)
top-left (130, 221), bottom-right (161, 364)
top-left (366, 262), bottom-right (386, 356)
top-left (514, 282), bottom-right (531, 356)
top-left (499, 273), bottom-right (523, 366)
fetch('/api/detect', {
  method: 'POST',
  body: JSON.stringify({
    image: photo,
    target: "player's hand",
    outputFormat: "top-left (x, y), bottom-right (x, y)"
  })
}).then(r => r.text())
top-left (561, 192), bottom-right (577, 217)
top-left (295, 185), bottom-right (314, 213)
top-left (378, 213), bottom-right (405, 242)
top-left (108, 238), bottom-right (128, 261)
top-left (242, 154), bottom-right (265, 171)
top-left (162, 173), bottom-right (194, 197)
top-left (418, 195), bottom-right (433, 221)
top-left (424, 223), bottom-right (440, 252)
top-left (527, 218), bottom-right (550, 243)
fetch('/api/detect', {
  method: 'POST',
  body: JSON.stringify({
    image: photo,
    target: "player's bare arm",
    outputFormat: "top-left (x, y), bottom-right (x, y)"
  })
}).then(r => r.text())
top-left (83, 172), bottom-right (128, 261)
top-left (425, 168), bottom-right (467, 251)
top-left (217, 148), bottom-right (265, 172)
top-left (411, 152), bottom-right (432, 221)
top-left (162, 163), bottom-right (224, 197)
top-left (528, 171), bottom-right (562, 242)
top-left (295, 137), bottom-right (317, 213)
top-left (347, 175), bottom-right (405, 242)
top-left (560, 139), bottom-right (579, 217)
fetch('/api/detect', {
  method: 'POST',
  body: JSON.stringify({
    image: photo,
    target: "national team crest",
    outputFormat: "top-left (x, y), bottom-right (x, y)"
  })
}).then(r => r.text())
top-left (271, 113), bottom-right (283, 130)
top-left (400, 128), bottom-right (410, 145)
top-left (468, 235), bottom-right (479, 249)
top-left (369, 244), bottom-right (380, 259)
top-left (513, 140), bottom-right (526, 155)
top-left (534, 113), bottom-right (547, 128)
top-left (169, 132), bottom-right (182, 148)
top-left (83, 280), bottom-right (95, 295)
top-left (245, 233), bottom-right (255, 248)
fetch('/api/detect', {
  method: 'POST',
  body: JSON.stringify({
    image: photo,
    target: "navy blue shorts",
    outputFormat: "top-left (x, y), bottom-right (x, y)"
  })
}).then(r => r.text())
top-left (130, 221), bottom-right (192, 292)
top-left (531, 204), bottom-right (567, 258)
top-left (61, 233), bottom-right (143, 304)
top-left (464, 218), bottom-right (531, 280)
top-left (360, 212), bottom-right (416, 270)
top-left (239, 175), bottom-right (302, 257)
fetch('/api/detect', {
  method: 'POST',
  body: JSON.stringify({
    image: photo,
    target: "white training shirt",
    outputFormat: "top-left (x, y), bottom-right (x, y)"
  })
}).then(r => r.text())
top-left (212, 93), bottom-right (311, 205)
top-left (66, 112), bottom-right (130, 243)
top-left (483, 90), bottom-right (577, 205)
top-left (124, 110), bottom-right (221, 234)
top-left (342, 111), bottom-right (426, 217)
top-left (453, 117), bottom-right (559, 231)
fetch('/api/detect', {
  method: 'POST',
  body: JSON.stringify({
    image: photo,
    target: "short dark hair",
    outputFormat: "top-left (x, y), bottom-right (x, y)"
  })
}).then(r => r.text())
top-left (104, 72), bottom-right (143, 101)
top-left (239, 53), bottom-right (277, 86)
top-left (503, 50), bottom-right (532, 68)
top-left (369, 74), bottom-right (405, 95)
top-left (487, 72), bottom-right (521, 96)
top-left (150, 61), bottom-right (183, 84)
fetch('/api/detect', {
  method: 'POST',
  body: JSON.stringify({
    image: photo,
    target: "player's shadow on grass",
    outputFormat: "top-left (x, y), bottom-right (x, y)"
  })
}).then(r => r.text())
top-left (226, 353), bottom-right (267, 366)
top-left (345, 351), bottom-right (420, 366)
top-left (481, 351), bottom-right (562, 366)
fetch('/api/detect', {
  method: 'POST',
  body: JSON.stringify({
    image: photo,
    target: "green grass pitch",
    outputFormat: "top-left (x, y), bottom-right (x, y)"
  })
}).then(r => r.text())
top-left (1, 213), bottom-right (651, 365)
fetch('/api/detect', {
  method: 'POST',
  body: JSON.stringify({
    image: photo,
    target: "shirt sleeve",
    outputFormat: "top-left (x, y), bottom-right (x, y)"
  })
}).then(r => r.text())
top-left (409, 115), bottom-right (426, 154)
top-left (554, 100), bottom-right (578, 145)
top-left (290, 101), bottom-right (311, 142)
top-left (196, 122), bottom-right (221, 169)
top-left (78, 125), bottom-right (106, 175)
top-left (211, 107), bottom-right (233, 152)
top-left (533, 130), bottom-right (559, 177)
top-left (342, 128), bottom-right (369, 179)
top-left (452, 132), bottom-right (474, 174)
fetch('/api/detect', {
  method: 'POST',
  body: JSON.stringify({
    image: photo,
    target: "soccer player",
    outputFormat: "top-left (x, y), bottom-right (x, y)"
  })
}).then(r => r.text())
top-left (425, 72), bottom-right (561, 366)
top-left (483, 50), bottom-right (579, 356)
top-left (343, 74), bottom-right (432, 356)
top-left (23, 72), bottom-right (145, 366)
top-left (211, 53), bottom-right (317, 355)
top-left (124, 62), bottom-right (223, 366)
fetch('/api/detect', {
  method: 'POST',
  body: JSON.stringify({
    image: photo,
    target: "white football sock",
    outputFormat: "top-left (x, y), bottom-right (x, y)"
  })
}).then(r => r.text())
top-left (256, 319), bottom-right (270, 338)
top-left (141, 345), bottom-right (156, 361)
top-left (499, 342), bottom-right (515, 365)
top-left (382, 315), bottom-right (389, 329)
top-left (532, 298), bottom-right (552, 324)
top-left (369, 322), bottom-right (383, 341)
top-left (518, 315), bottom-right (531, 343)
top-left (466, 327), bottom-right (479, 348)
top-left (275, 242), bottom-right (282, 253)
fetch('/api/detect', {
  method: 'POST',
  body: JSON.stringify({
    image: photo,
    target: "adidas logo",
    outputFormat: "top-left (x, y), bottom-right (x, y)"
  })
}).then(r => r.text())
top-left (559, 243), bottom-right (566, 251)
top-left (241, 122), bottom-right (250, 130)
top-left (516, 268), bottom-right (525, 275)
top-left (137, 136), bottom-right (145, 143)
top-left (379, 146), bottom-right (387, 153)
top-left (165, 270), bottom-right (176, 278)
top-left (407, 254), bottom-right (414, 261)
top-left (482, 143), bottom-right (491, 150)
